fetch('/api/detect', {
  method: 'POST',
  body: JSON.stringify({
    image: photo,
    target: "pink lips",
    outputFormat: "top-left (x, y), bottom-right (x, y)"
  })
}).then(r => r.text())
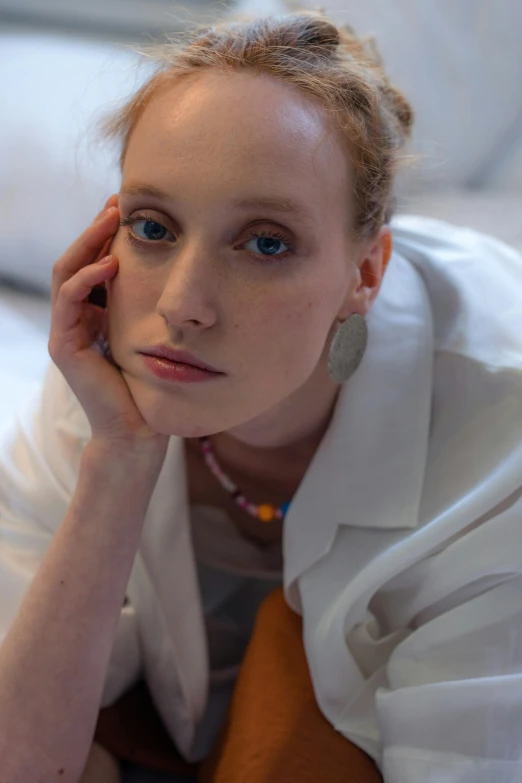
top-left (141, 355), bottom-right (223, 383)
top-left (140, 345), bottom-right (223, 373)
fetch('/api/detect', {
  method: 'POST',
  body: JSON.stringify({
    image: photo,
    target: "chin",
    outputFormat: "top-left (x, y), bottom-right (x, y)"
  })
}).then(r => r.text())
top-left (121, 373), bottom-right (222, 439)
top-left (140, 404), bottom-right (213, 439)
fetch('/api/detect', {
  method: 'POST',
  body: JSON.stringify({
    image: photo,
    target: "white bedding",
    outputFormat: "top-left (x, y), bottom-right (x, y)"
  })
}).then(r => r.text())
top-left (399, 190), bottom-right (522, 253)
top-left (0, 285), bottom-right (51, 433)
top-left (1, 190), bottom-right (520, 432)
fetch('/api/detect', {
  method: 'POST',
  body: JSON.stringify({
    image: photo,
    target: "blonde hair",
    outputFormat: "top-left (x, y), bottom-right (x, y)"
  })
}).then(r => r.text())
top-left (97, 5), bottom-right (415, 242)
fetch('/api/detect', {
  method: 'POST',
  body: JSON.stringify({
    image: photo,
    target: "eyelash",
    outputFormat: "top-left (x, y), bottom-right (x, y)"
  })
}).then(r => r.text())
top-left (119, 213), bottom-right (295, 263)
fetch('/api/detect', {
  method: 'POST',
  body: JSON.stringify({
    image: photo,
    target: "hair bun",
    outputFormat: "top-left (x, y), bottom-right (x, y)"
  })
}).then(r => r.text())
top-left (296, 14), bottom-right (340, 52)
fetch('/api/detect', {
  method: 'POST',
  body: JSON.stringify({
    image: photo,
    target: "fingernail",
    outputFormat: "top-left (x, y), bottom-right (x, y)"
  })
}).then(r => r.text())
top-left (98, 255), bottom-right (113, 264)
top-left (95, 206), bottom-right (109, 221)
top-left (95, 204), bottom-right (117, 222)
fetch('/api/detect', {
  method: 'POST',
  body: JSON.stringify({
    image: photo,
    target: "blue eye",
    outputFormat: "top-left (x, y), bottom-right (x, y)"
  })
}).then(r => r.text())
top-left (135, 220), bottom-right (168, 241)
top-left (119, 214), bottom-right (295, 263)
top-left (120, 216), bottom-right (173, 243)
top-left (244, 229), bottom-right (293, 260)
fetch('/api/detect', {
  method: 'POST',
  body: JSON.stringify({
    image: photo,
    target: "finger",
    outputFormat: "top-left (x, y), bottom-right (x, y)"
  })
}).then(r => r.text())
top-left (94, 235), bottom-right (115, 264)
top-left (88, 236), bottom-right (114, 309)
top-left (51, 257), bottom-right (117, 342)
top-left (65, 207), bottom-right (120, 272)
top-left (94, 194), bottom-right (119, 220)
top-left (51, 208), bottom-right (120, 307)
top-left (59, 192), bottom-right (120, 273)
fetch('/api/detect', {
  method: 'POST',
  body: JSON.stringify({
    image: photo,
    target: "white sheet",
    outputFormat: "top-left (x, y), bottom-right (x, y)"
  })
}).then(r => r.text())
top-left (0, 286), bottom-right (51, 432)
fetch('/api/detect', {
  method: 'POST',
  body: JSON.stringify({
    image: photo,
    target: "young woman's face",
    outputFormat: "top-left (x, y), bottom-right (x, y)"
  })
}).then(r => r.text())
top-left (106, 70), bottom-right (377, 439)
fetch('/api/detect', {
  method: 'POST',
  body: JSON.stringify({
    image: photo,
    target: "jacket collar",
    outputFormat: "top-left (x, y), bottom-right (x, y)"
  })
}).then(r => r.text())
top-left (282, 249), bottom-right (434, 595)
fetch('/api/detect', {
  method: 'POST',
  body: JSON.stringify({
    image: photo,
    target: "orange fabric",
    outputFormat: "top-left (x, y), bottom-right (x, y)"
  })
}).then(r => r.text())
top-left (199, 588), bottom-right (383, 783)
top-left (94, 588), bottom-right (383, 783)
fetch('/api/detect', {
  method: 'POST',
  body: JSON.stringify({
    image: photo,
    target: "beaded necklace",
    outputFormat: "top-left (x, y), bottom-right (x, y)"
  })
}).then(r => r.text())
top-left (199, 436), bottom-right (292, 523)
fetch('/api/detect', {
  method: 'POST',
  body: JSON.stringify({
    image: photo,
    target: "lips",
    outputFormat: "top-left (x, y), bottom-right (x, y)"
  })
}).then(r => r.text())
top-left (140, 345), bottom-right (222, 373)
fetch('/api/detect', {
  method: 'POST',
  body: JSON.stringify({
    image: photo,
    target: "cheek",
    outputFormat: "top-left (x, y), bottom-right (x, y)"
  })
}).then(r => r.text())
top-left (292, 278), bottom-right (343, 356)
top-left (250, 291), bottom-right (331, 372)
top-left (107, 248), bottom-right (159, 320)
top-left (106, 277), bottom-right (157, 355)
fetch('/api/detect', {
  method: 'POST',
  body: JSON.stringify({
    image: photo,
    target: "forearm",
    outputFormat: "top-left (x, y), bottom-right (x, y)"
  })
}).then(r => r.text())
top-left (0, 438), bottom-right (165, 783)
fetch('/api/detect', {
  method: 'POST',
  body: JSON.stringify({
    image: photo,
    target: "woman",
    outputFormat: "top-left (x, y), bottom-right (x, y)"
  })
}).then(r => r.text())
top-left (1, 8), bottom-right (522, 783)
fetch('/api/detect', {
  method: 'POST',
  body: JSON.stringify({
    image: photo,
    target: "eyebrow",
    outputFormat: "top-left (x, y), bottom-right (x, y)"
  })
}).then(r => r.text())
top-left (120, 182), bottom-right (316, 224)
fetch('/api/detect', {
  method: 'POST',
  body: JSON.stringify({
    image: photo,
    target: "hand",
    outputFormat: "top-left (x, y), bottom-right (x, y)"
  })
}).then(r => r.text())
top-left (48, 195), bottom-right (169, 453)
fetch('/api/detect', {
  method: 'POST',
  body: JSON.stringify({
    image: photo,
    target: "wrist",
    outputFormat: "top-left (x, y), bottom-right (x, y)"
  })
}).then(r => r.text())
top-left (84, 435), bottom-right (169, 473)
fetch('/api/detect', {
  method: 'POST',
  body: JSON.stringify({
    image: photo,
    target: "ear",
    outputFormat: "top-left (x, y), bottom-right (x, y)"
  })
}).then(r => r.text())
top-left (352, 225), bottom-right (392, 314)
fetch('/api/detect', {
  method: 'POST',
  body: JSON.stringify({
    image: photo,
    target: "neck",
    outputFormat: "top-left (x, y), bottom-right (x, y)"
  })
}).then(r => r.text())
top-left (208, 371), bottom-right (342, 488)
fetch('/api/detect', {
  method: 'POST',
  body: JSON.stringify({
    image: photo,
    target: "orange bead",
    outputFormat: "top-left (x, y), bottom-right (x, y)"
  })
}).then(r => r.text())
top-left (258, 504), bottom-right (276, 522)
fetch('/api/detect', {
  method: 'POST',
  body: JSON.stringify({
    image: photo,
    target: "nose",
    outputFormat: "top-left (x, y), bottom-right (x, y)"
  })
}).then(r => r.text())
top-left (155, 243), bottom-right (219, 330)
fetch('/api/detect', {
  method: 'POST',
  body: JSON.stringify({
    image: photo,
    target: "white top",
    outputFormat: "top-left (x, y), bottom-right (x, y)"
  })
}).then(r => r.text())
top-left (1, 216), bottom-right (522, 782)
top-left (188, 503), bottom-right (282, 759)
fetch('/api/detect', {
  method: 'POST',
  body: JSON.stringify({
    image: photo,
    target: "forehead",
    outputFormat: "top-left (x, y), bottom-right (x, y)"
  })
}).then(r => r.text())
top-left (123, 70), bottom-right (352, 225)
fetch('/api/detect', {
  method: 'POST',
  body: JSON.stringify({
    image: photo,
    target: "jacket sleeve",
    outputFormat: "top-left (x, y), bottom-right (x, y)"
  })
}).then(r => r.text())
top-left (298, 482), bottom-right (522, 783)
top-left (375, 573), bottom-right (522, 782)
top-left (335, 495), bottom-right (522, 783)
top-left (0, 359), bottom-right (141, 704)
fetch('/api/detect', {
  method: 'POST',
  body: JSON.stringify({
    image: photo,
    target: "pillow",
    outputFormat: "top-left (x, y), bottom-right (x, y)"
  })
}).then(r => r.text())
top-left (0, 30), bottom-right (154, 293)
top-left (398, 190), bottom-right (522, 254)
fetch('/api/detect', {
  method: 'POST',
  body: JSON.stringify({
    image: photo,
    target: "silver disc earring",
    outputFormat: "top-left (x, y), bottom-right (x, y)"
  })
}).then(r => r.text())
top-left (327, 313), bottom-right (368, 383)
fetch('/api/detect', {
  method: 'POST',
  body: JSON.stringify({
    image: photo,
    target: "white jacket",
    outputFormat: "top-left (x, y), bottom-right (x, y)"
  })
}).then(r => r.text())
top-left (1, 215), bottom-right (522, 782)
